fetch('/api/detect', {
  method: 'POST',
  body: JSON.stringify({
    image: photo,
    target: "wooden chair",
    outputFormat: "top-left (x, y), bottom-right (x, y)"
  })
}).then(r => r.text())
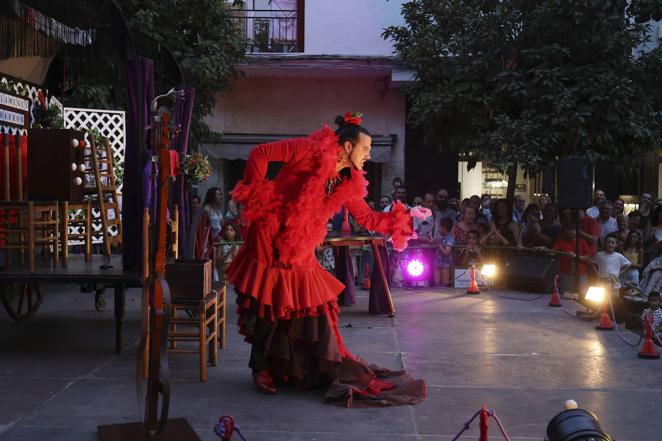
top-left (215, 282), bottom-right (227, 349)
top-left (61, 200), bottom-right (93, 265)
top-left (0, 201), bottom-right (59, 272)
top-left (167, 288), bottom-right (219, 382)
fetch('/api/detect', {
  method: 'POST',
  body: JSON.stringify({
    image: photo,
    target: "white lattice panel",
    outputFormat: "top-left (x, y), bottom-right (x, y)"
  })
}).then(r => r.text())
top-left (63, 107), bottom-right (126, 245)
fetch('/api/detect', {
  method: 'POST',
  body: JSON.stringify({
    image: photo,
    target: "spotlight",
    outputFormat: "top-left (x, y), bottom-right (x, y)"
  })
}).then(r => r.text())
top-left (546, 408), bottom-right (613, 441)
top-left (480, 264), bottom-right (496, 278)
top-left (585, 286), bottom-right (605, 303)
top-left (406, 259), bottom-right (425, 278)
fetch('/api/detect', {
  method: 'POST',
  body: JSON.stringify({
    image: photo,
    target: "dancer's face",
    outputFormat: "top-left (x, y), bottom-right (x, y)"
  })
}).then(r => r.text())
top-left (345, 133), bottom-right (372, 170)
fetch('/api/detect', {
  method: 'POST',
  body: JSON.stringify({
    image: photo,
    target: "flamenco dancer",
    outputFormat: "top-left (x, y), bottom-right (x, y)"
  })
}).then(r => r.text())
top-left (226, 113), bottom-right (430, 407)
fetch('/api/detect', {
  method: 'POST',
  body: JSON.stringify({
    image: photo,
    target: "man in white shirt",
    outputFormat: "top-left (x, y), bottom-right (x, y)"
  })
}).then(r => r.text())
top-left (586, 189), bottom-right (606, 219)
top-left (597, 200), bottom-right (618, 245)
top-left (415, 193), bottom-right (439, 238)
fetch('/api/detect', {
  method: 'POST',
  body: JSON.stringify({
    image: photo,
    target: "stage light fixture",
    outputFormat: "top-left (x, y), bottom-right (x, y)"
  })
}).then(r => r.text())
top-left (585, 286), bottom-right (605, 303)
top-left (481, 264), bottom-right (496, 278)
top-left (546, 408), bottom-right (613, 441)
top-left (406, 259), bottom-right (425, 278)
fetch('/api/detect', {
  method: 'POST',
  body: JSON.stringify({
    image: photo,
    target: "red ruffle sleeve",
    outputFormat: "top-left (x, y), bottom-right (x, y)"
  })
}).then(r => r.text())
top-left (344, 199), bottom-right (413, 251)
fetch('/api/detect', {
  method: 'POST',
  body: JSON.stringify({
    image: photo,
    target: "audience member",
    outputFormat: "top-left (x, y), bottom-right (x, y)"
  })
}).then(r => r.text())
top-left (512, 195), bottom-right (525, 224)
top-left (448, 197), bottom-right (460, 215)
top-left (613, 198), bottom-right (625, 217)
top-left (451, 205), bottom-right (478, 246)
top-left (550, 220), bottom-right (590, 298)
top-left (621, 230), bottom-right (644, 287)
top-left (379, 195), bottom-right (392, 211)
top-left (435, 189), bottom-right (457, 222)
top-left (202, 187), bottom-right (224, 238)
top-left (384, 186), bottom-right (409, 212)
top-left (489, 198), bottom-right (522, 248)
top-left (539, 203), bottom-right (561, 246)
top-left (416, 193), bottom-right (439, 239)
top-left (628, 210), bottom-right (643, 235)
top-left (434, 218), bottom-right (455, 287)
top-left (367, 200), bottom-right (376, 210)
top-left (225, 199), bottom-right (239, 221)
top-left (586, 189), bottom-right (606, 219)
top-left (412, 196), bottom-right (424, 206)
top-left (578, 208), bottom-right (600, 257)
top-left (644, 204), bottom-right (662, 263)
top-left (597, 200), bottom-right (618, 246)
top-left (538, 194), bottom-right (551, 211)
top-left (191, 195), bottom-right (201, 212)
top-left (480, 194), bottom-right (492, 223)
top-left (521, 203), bottom-right (543, 247)
top-left (615, 214), bottom-right (629, 244)
top-left (461, 229), bottom-right (483, 267)
top-left (638, 192), bottom-right (653, 229)
top-left (590, 236), bottom-right (631, 290)
top-left (469, 195), bottom-right (481, 212)
top-left (641, 291), bottom-right (662, 343)
top-left (218, 223), bottom-right (242, 280)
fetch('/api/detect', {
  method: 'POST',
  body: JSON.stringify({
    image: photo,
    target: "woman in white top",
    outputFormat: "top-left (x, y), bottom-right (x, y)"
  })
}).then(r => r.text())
top-left (202, 187), bottom-right (224, 238)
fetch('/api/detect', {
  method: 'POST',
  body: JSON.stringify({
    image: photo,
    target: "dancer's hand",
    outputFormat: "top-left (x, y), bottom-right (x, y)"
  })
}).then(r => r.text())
top-left (410, 206), bottom-right (432, 220)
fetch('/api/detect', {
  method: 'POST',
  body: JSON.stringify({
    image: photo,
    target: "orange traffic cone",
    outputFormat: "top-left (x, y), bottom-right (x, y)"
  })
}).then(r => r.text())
top-left (467, 266), bottom-right (480, 295)
top-left (639, 315), bottom-right (660, 359)
top-left (362, 263), bottom-right (371, 290)
top-left (595, 302), bottom-right (614, 331)
top-left (549, 275), bottom-right (562, 307)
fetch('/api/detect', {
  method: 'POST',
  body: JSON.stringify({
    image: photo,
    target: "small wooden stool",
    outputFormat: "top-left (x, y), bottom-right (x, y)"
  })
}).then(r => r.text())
top-left (61, 200), bottom-right (93, 265)
top-left (0, 201), bottom-right (59, 272)
top-left (167, 289), bottom-right (218, 382)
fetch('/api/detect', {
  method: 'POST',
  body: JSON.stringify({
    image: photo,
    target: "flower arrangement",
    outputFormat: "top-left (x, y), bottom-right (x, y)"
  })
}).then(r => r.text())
top-left (32, 89), bottom-right (63, 129)
top-left (181, 152), bottom-right (212, 182)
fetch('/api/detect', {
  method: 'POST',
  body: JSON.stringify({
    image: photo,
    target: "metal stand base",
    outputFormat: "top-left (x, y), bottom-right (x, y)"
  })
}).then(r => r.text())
top-left (98, 418), bottom-right (201, 441)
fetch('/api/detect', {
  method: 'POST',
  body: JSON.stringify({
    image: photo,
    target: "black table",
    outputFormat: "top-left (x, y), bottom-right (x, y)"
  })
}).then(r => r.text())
top-left (0, 254), bottom-right (142, 353)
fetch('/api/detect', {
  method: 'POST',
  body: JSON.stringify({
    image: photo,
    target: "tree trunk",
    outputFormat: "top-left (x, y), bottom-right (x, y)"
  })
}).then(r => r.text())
top-left (506, 163), bottom-right (517, 202)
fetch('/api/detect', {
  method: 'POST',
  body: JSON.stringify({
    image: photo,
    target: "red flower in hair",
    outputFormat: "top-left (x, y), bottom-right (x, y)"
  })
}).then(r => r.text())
top-left (344, 112), bottom-right (363, 126)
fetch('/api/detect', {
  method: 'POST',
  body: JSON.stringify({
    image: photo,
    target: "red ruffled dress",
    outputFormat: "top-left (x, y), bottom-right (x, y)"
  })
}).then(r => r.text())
top-left (226, 127), bottom-right (425, 407)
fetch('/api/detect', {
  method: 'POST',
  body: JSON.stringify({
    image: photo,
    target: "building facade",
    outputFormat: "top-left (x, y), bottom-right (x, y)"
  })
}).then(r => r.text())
top-left (201, 0), bottom-right (411, 202)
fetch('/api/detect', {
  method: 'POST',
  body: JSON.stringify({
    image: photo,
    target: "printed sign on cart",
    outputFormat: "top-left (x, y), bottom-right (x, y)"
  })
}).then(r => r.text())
top-left (0, 91), bottom-right (30, 129)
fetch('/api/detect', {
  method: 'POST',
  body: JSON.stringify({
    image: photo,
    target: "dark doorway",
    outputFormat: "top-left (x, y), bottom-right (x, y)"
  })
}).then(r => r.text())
top-left (405, 122), bottom-right (458, 200)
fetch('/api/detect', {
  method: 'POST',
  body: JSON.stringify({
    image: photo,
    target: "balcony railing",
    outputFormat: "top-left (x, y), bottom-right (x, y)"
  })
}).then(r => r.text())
top-left (229, 0), bottom-right (303, 54)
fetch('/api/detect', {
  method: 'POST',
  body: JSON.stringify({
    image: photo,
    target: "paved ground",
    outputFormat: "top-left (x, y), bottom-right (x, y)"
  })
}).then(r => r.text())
top-left (0, 283), bottom-right (660, 441)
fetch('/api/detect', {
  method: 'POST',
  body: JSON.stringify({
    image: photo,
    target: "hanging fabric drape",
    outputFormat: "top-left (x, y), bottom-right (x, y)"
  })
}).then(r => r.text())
top-left (123, 57), bottom-right (154, 271)
top-left (170, 85), bottom-right (195, 256)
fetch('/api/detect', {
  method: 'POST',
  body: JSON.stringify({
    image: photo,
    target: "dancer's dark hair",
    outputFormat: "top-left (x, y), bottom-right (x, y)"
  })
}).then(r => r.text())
top-left (334, 115), bottom-right (371, 146)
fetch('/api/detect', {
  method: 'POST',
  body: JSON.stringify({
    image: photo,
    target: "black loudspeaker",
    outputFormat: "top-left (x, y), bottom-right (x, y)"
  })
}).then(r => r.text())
top-left (556, 157), bottom-right (591, 210)
top-left (504, 255), bottom-right (559, 292)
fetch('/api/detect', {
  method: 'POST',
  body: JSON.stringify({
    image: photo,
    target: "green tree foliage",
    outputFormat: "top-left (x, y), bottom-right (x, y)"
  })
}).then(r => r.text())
top-left (68, 0), bottom-right (245, 148)
top-left (384, 0), bottom-right (662, 196)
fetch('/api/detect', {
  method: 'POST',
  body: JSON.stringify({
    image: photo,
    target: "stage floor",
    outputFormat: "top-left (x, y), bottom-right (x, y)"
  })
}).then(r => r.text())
top-left (0, 285), bottom-right (658, 440)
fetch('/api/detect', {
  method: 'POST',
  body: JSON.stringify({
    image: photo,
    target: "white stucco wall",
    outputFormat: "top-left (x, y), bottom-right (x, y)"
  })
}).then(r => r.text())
top-left (206, 76), bottom-right (405, 196)
top-left (304, 0), bottom-right (406, 56)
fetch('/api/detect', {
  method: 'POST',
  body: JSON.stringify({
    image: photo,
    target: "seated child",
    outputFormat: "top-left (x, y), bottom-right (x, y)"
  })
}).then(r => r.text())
top-left (591, 236), bottom-right (631, 291)
top-left (550, 222), bottom-right (590, 298)
top-left (218, 223), bottom-right (242, 281)
top-left (641, 291), bottom-right (662, 344)
top-left (434, 218), bottom-right (455, 287)
top-left (460, 229), bottom-right (483, 267)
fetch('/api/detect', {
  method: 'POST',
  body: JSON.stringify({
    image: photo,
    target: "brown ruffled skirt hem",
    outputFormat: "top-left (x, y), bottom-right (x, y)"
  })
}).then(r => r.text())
top-left (237, 293), bottom-right (425, 408)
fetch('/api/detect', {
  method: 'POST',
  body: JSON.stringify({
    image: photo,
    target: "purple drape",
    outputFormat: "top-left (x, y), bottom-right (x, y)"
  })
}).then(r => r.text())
top-left (171, 86), bottom-right (195, 255)
top-left (123, 57), bottom-right (154, 271)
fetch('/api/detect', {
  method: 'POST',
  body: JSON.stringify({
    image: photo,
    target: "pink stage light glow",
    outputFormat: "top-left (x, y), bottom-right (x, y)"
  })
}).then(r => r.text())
top-left (406, 259), bottom-right (425, 277)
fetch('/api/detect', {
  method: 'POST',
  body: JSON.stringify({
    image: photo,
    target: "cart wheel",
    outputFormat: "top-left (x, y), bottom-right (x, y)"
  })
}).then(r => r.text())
top-left (0, 282), bottom-right (44, 321)
top-left (95, 292), bottom-right (106, 311)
